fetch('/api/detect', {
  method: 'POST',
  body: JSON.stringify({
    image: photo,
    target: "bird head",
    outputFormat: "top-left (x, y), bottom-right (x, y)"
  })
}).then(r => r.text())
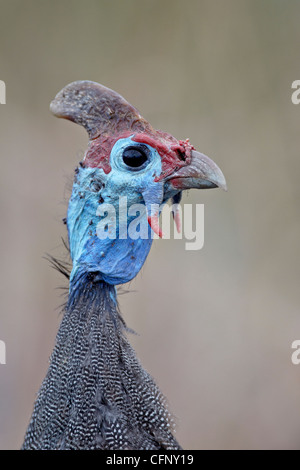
top-left (50, 81), bottom-right (226, 286)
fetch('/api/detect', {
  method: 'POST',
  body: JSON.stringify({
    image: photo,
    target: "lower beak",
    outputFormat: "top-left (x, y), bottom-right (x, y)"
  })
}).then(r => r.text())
top-left (166, 150), bottom-right (227, 191)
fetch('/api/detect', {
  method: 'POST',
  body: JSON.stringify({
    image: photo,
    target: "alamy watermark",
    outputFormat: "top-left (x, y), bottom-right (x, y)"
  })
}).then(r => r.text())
top-left (291, 340), bottom-right (300, 365)
top-left (1, 81), bottom-right (6, 362)
top-left (0, 80), bottom-right (6, 104)
top-left (95, 197), bottom-right (204, 251)
top-left (291, 80), bottom-right (300, 104)
top-left (0, 340), bottom-right (6, 365)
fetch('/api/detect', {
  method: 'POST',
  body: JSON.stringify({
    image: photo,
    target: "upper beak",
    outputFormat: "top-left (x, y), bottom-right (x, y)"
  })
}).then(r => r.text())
top-left (166, 150), bottom-right (227, 191)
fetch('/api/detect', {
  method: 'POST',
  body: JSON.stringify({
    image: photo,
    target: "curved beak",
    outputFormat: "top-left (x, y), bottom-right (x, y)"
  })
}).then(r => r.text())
top-left (146, 149), bottom-right (227, 238)
top-left (166, 150), bottom-right (227, 191)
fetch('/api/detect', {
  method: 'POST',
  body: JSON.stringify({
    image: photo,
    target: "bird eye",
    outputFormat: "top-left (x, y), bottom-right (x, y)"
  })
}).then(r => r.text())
top-left (122, 146), bottom-right (149, 169)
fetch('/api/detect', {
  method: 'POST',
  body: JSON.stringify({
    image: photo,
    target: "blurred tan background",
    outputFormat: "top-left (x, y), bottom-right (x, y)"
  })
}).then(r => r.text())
top-left (0, 0), bottom-right (300, 450)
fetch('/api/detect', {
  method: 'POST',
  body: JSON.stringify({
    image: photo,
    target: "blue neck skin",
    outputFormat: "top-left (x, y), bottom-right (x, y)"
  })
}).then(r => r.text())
top-left (67, 137), bottom-right (163, 290)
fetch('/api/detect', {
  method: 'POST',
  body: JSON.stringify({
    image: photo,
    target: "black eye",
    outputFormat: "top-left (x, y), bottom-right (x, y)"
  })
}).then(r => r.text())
top-left (122, 146), bottom-right (149, 169)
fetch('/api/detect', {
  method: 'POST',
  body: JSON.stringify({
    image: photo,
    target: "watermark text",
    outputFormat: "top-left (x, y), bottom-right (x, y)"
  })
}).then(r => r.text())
top-left (0, 340), bottom-right (6, 365)
top-left (0, 80), bottom-right (6, 104)
top-left (291, 80), bottom-right (300, 104)
top-left (95, 197), bottom-right (204, 251)
top-left (291, 340), bottom-right (300, 365)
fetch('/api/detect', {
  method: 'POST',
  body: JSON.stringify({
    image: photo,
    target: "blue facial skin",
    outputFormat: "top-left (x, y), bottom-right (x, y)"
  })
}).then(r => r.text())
top-left (68, 136), bottom-right (164, 289)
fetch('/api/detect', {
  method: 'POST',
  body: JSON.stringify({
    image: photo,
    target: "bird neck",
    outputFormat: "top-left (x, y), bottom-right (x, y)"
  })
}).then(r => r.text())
top-left (68, 271), bottom-right (118, 307)
top-left (22, 272), bottom-right (179, 449)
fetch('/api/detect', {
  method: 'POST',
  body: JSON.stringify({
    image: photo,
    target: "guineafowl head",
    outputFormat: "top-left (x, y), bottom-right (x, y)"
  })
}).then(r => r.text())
top-left (50, 81), bottom-right (226, 286)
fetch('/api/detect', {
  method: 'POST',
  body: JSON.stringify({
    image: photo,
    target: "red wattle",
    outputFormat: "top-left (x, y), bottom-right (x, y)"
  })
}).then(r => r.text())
top-left (147, 216), bottom-right (163, 238)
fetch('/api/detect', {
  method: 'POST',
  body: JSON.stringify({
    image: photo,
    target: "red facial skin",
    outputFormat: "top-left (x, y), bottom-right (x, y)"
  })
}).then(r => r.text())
top-left (83, 130), bottom-right (194, 182)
